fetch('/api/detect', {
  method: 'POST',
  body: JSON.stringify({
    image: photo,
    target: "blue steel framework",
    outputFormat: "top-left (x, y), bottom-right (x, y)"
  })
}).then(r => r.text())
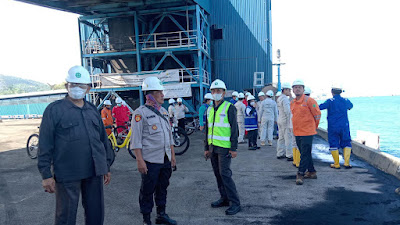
top-left (78, 5), bottom-right (211, 111)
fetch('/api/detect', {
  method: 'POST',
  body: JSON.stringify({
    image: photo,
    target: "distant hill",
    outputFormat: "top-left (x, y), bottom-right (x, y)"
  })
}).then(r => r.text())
top-left (0, 75), bottom-right (50, 95)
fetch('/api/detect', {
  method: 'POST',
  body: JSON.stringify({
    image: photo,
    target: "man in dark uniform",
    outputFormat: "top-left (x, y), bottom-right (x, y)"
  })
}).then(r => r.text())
top-left (38, 65), bottom-right (114, 225)
top-left (205, 79), bottom-right (241, 215)
top-left (131, 77), bottom-right (177, 225)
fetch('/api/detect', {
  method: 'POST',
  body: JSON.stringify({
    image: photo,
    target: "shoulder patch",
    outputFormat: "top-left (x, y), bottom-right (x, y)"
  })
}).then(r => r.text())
top-left (135, 114), bottom-right (142, 122)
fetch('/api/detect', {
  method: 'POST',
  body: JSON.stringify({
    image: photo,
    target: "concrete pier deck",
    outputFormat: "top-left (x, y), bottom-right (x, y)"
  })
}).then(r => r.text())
top-left (1, 122), bottom-right (400, 225)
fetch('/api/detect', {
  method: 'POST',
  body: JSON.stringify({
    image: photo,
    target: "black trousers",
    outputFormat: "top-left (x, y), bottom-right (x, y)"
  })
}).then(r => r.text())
top-left (210, 149), bottom-right (240, 206)
top-left (139, 157), bottom-right (172, 214)
top-left (247, 129), bottom-right (258, 147)
top-left (295, 135), bottom-right (316, 174)
top-left (54, 176), bottom-right (104, 225)
top-left (178, 118), bottom-right (185, 130)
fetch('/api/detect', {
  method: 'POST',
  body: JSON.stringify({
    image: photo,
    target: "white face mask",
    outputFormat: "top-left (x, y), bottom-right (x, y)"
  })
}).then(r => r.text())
top-left (68, 87), bottom-right (87, 100)
top-left (212, 93), bottom-right (223, 101)
top-left (250, 102), bottom-right (255, 107)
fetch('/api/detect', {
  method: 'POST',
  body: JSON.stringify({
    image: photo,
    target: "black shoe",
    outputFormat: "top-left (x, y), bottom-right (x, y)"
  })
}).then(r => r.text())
top-left (255, 146), bottom-right (260, 149)
top-left (155, 212), bottom-right (177, 225)
top-left (225, 204), bottom-right (241, 215)
top-left (211, 199), bottom-right (230, 208)
top-left (248, 147), bottom-right (257, 150)
top-left (143, 214), bottom-right (152, 225)
top-left (277, 155), bottom-right (285, 159)
top-left (286, 157), bottom-right (293, 161)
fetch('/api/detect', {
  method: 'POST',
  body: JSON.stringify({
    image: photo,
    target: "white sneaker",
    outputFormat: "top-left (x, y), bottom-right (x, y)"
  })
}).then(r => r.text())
top-left (261, 141), bottom-right (266, 146)
top-left (268, 141), bottom-right (272, 146)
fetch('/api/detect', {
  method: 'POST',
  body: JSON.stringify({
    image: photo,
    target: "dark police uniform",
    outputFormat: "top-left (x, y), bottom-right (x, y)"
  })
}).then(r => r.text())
top-left (38, 97), bottom-right (114, 225)
top-left (130, 105), bottom-right (174, 216)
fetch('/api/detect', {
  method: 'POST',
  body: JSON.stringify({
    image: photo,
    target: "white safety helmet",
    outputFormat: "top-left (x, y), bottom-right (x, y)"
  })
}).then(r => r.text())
top-left (115, 97), bottom-right (123, 104)
top-left (292, 79), bottom-right (305, 87)
top-left (142, 77), bottom-right (164, 91)
top-left (232, 91), bottom-right (239, 97)
top-left (210, 79), bottom-right (227, 90)
top-left (258, 91), bottom-right (265, 97)
top-left (245, 92), bottom-right (252, 96)
top-left (276, 91), bottom-right (282, 97)
top-left (238, 93), bottom-right (245, 99)
top-left (281, 82), bottom-right (292, 89)
top-left (104, 100), bottom-right (112, 106)
top-left (66, 65), bottom-right (91, 84)
top-left (204, 93), bottom-right (213, 100)
top-left (331, 83), bottom-right (343, 90)
top-left (168, 98), bottom-right (176, 104)
top-left (177, 98), bottom-right (183, 103)
top-left (266, 90), bottom-right (274, 97)
top-left (247, 95), bottom-right (256, 101)
top-left (304, 87), bottom-right (311, 95)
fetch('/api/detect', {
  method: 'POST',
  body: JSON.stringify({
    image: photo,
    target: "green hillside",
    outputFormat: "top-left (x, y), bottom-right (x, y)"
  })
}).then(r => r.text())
top-left (0, 75), bottom-right (50, 95)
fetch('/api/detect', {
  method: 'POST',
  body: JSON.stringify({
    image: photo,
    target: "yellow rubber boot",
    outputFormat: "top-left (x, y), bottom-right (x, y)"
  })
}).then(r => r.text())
top-left (295, 148), bottom-right (301, 168)
top-left (292, 148), bottom-right (297, 166)
top-left (343, 147), bottom-right (352, 169)
top-left (330, 150), bottom-right (340, 169)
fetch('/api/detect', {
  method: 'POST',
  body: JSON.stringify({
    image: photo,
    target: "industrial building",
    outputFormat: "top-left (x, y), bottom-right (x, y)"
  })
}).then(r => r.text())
top-left (14, 0), bottom-right (272, 114)
top-left (0, 90), bottom-right (67, 119)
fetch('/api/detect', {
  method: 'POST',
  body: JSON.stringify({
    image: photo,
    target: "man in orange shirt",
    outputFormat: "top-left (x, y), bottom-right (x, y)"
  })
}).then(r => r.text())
top-left (290, 79), bottom-right (321, 185)
top-left (101, 100), bottom-right (113, 135)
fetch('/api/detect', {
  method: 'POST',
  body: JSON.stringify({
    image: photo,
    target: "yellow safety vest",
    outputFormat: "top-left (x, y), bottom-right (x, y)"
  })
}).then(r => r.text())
top-left (207, 101), bottom-right (232, 148)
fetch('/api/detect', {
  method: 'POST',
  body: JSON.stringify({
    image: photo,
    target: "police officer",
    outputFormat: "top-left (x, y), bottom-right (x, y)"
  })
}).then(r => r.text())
top-left (38, 65), bottom-right (114, 225)
top-left (205, 79), bottom-right (241, 215)
top-left (319, 85), bottom-right (353, 169)
top-left (131, 77), bottom-right (177, 225)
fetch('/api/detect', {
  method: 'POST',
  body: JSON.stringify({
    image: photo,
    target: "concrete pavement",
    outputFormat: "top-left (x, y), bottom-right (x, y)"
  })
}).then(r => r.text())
top-left (1, 131), bottom-right (400, 225)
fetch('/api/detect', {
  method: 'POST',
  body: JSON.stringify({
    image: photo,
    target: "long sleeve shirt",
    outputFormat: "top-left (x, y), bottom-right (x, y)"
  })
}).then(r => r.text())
top-left (258, 98), bottom-right (278, 122)
top-left (198, 104), bottom-right (208, 127)
top-left (38, 97), bottom-right (114, 182)
top-left (277, 95), bottom-right (292, 128)
top-left (204, 101), bottom-right (238, 152)
top-left (319, 94), bottom-right (353, 129)
top-left (175, 104), bottom-right (189, 120)
top-left (290, 94), bottom-right (321, 136)
top-left (234, 100), bottom-right (246, 123)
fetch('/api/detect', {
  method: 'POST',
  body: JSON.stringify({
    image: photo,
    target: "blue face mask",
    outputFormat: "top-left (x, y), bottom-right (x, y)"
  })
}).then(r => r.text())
top-left (209, 101), bottom-right (213, 106)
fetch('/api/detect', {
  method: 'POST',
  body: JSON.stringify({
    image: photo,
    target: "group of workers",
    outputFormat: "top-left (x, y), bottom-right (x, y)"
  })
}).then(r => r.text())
top-left (100, 97), bottom-right (131, 135)
top-left (37, 65), bottom-right (354, 225)
top-left (167, 97), bottom-right (189, 130)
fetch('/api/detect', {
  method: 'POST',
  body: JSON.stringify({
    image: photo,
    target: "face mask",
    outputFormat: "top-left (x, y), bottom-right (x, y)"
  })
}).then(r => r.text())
top-left (117, 103), bottom-right (122, 107)
top-left (210, 101), bottom-right (213, 106)
top-left (212, 93), bottom-right (223, 101)
top-left (250, 102), bottom-right (255, 107)
top-left (68, 87), bottom-right (87, 100)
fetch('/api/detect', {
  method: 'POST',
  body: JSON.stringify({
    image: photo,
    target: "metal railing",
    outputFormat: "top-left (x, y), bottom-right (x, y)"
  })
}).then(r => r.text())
top-left (83, 30), bottom-right (212, 54)
top-left (90, 68), bottom-right (210, 89)
top-left (83, 30), bottom-right (203, 54)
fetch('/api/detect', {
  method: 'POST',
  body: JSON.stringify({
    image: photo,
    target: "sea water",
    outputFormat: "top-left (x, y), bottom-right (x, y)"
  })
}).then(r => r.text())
top-left (317, 95), bottom-right (400, 158)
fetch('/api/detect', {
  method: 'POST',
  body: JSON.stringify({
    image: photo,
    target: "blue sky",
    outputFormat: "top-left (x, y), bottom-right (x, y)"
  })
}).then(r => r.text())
top-left (1, 0), bottom-right (399, 97)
